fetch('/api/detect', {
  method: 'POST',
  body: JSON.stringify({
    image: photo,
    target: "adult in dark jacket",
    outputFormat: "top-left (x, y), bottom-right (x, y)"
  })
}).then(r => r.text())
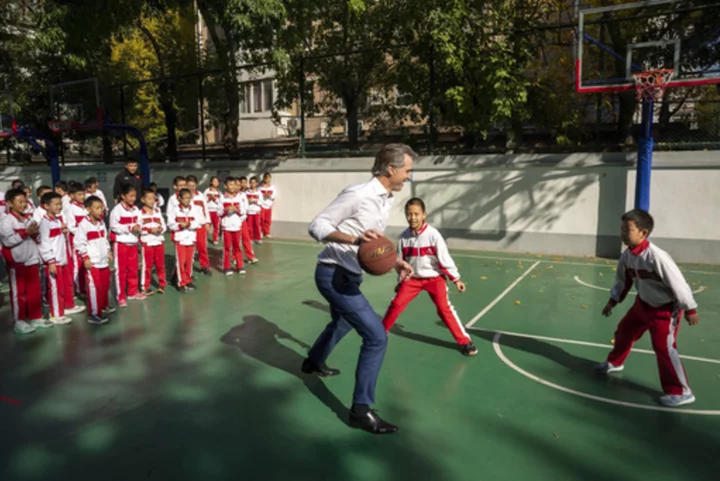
top-left (113, 158), bottom-right (144, 206)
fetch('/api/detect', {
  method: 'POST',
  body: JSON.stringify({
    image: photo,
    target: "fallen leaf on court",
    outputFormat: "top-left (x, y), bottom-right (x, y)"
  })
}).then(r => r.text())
top-left (581, 305), bottom-right (587, 309)
top-left (599, 272), bottom-right (603, 276)
top-left (539, 289), bottom-right (545, 293)
top-left (481, 276), bottom-right (488, 280)
top-left (571, 296), bottom-right (575, 299)
top-left (612, 268), bottom-right (617, 271)
top-left (514, 300), bottom-right (521, 305)
top-left (531, 274), bottom-right (537, 278)
top-left (546, 265), bottom-right (554, 270)
top-left (611, 339), bottom-right (615, 344)
top-left (553, 433), bottom-right (559, 439)
top-left (536, 254), bottom-right (543, 258)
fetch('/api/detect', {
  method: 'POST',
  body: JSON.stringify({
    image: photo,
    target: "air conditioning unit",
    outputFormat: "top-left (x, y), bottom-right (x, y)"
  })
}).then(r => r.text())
top-left (320, 122), bottom-right (329, 137)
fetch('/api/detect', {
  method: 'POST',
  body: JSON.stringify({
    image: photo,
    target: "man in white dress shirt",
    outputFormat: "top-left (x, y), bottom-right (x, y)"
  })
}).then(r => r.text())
top-left (303, 143), bottom-right (415, 434)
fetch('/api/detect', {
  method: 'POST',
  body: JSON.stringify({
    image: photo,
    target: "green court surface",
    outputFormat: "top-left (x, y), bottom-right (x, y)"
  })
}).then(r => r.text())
top-left (1, 239), bottom-right (719, 481)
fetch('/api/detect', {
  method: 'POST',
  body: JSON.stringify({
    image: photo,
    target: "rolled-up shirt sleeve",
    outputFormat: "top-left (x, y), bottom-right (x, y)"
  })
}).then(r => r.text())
top-left (308, 189), bottom-right (359, 243)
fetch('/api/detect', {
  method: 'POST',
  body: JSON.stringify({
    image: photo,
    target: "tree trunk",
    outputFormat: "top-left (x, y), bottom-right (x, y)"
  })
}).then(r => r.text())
top-left (102, 132), bottom-right (113, 163)
top-left (345, 95), bottom-right (359, 149)
top-left (617, 91), bottom-right (636, 145)
top-left (137, 19), bottom-right (178, 161)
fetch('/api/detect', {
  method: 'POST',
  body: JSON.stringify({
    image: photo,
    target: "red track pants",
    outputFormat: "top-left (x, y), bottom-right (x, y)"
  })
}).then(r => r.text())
top-left (174, 244), bottom-right (195, 287)
top-left (141, 243), bottom-right (166, 291)
top-left (607, 297), bottom-right (692, 395)
top-left (382, 276), bottom-right (471, 345)
top-left (75, 252), bottom-right (86, 295)
top-left (114, 242), bottom-right (139, 303)
top-left (247, 214), bottom-right (261, 241)
top-left (261, 207), bottom-right (272, 236)
top-left (196, 225), bottom-right (210, 269)
top-left (67, 234), bottom-right (76, 295)
top-left (223, 230), bottom-right (244, 270)
top-left (241, 222), bottom-right (256, 260)
top-left (46, 264), bottom-right (74, 318)
top-left (5, 263), bottom-right (42, 322)
top-left (209, 211), bottom-right (220, 243)
top-left (85, 267), bottom-right (110, 316)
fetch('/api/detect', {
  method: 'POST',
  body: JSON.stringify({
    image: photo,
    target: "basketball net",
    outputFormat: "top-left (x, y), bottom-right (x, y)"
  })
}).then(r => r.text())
top-left (48, 120), bottom-right (78, 134)
top-left (632, 68), bottom-right (674, 102)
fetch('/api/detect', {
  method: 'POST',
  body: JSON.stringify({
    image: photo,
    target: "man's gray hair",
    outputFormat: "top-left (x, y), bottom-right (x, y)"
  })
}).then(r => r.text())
top-left (371, 143), bottom-right (417, 176)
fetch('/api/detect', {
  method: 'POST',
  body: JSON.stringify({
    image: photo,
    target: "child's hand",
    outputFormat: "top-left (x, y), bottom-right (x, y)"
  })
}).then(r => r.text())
top-left (132, 224), bottom-right (141, 234)
top-left (27, 222), bottom-right (39, 236)
top-left (602, 301), bottom-right (614, 317)
top-left (455, 280), bottom-right (466, 293)
top-left (83, 258), bottom-right (93, 270)
top-left (48, 263), bottom-right (57, 277)
top-left (108, 252), bottom-right (113, 264)
top-left (686, 311), bottom-right (700, 326)
top-left (61, 224), bottom-right (68, 234)
top-left (152, 227), bottom-right (162, 234)
top-left (179, 222), bottom-right (188, 229)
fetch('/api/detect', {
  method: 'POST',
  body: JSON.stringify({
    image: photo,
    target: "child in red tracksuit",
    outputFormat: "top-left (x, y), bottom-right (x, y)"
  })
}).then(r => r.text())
top-left (65, 181), bottom-right (87, 296)
top-left (381, 197), bottom-right (478, 357)
top-left (220, 177), bottom-right (247, 275)
top-left (167, 188), bottom-right (201, 292)
top-left (246, 177), bottom-right (262, 244)
top-left (38, 192), bottom-right (78, 324)
top-left (186, 175), bottom-right (211, 275)
top-left (0, 188), bottom-right (52, 333)
top-left (204, 176), bottom-right (222, 245)
top-left (597, 209), bottom-right (699, 408)
top-left (74, 196), bottom-right (114, 324)
top-left (110, 184), bottom-right (145, 307)
top-left (139, 188), bottom-right (167, 295)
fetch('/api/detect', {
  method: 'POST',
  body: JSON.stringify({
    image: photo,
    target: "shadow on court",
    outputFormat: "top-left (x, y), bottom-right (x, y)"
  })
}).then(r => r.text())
top-left (221, 315), bottom-right (350, 426)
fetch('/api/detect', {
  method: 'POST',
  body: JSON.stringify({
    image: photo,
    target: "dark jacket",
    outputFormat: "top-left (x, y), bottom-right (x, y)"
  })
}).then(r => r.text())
top-left (113, 168), bottom-right (144, 205)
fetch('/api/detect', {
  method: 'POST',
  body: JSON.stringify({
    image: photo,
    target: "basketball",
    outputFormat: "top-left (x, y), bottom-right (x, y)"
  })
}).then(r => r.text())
top-left (358, 236), bottom-right (397, 275)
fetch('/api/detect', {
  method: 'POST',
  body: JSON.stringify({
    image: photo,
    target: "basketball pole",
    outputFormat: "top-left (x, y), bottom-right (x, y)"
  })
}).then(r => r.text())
top-left (635, 97), bottom-right (653, 212)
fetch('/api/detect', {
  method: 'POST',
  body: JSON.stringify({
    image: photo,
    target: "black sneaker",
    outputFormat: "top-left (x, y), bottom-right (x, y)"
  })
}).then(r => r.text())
top-left (461, 342), bottom-right (478, 356)
top-left (178, 286), bottom-right (188, 293)
top-left (103, 306), bottom-right (117, 315)
top-left (186, 283), bottom-right (197, 290)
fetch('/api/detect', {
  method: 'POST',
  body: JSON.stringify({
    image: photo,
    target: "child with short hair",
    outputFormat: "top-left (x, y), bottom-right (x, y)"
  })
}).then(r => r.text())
top-left (237, 178), bottom-right (258, 264)
top-left (186, 175), bottom-right (211, 275)
top-left (55, 181), bottom-right (70, 211)
top-left (219, 177), bottom-right (251, 274)
top-left (149, 182), bottom-right (164, 209)
top-left (38, 192), bottom-right (77, 324)
top-left (381, 197), bottom-right (477, 356)
top-left (65, 181), bottom-right (87, 295)
top-left (85, 177), bottom-right (108, 217)
top-left (204, 176), bottom-right (222, 245)
top-left (167, 188), bottom-right (200, 292)
top-left (33, 186), bottom-right (52, 224)
top-left (75, 196), bottom-right (114, 324)
top-left (597, 209), bottom-right (700, 407)
top-left (139, 188), bottom-right (167, 295)
top-left (22, 186), bottom-right (35, 215)
top-left (109, 184), bottom-right (145, 306)
top-left (0, 189), bottom-right (51, 333)
top-left (259, 172), bottom-right (276, 238)
top-left (245, 176), bottom-right (262, 244)
top-left (165, 176), bottom-right (186, 219)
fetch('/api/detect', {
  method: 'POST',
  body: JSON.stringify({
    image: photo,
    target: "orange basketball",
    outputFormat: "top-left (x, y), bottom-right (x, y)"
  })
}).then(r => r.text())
top-left (358, 236), bottom-right (397, 276)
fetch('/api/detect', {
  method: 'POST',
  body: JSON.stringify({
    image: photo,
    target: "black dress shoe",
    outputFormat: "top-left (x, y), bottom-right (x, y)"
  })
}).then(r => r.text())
top-left (349, 409), bottom-right (399, 434)
top-left (301, 358), bottom-right (340, 377)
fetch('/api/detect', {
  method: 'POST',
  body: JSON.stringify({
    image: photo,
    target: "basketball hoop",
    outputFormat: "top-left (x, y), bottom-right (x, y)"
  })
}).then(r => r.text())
top-left (48, 120), bottom-right (78, 134)
top-left (632, 68), bottom-right (675, 102)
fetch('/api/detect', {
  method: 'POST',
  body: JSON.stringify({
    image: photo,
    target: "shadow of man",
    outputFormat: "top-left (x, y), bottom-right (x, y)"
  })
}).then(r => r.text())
top-left (221, 315), bottom-right (350, 426)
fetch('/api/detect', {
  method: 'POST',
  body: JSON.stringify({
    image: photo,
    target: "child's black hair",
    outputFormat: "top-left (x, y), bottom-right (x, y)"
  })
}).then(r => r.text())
top-left (186, 175), bottom-right (198, 183)
top-left (5, 188), bottom-right (26, 203)
top-left (84, 195), bottom-right (103, 209)
top-left (405, 197), bottom-right (426, 213)
top-left (224, 176), bottom-right (235, 184)
top-left (149, 182), bottom-right (158, 189)
top-left (141, 188), bottom-right (155, 199)
top-left (11, 179), bottom-right (24, 189)
top-left (210, 176), bottom-right (219, 183)
top-left (54, 180), bottom-right (68, 192)
top-left (238, 176), bottom-right (247, 182)
top-left (68, 180), bottom-right (85, 195)
top-left (36, 185), bottom-right (51, 197)
top-left (622, 209), bottom-right (654, 235)
top-left (173, 176), bottom-right (186, 186)
top-left (120, 183), bottom-right (137, 197)
top-left (178, 188), bottom-right (193, 199)
top-left (41, 191), bottom-right (61, 206)
top-left (249, 176), bottom-right (258, 183)
top-left (85, 177), bottom-right (98, 189)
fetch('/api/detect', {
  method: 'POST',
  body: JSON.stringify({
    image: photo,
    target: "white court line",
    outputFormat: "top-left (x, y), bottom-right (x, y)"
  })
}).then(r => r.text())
top-left (467, 326), bottom-right (720, 365)
top-left (465, 261), bottom-right (541, 328)
top-left (572, 275), bottom-right (707, 295)
top-left (269, 239), bottom-right (720, 275)
top-left (491, 332), bottom-right (720, 415)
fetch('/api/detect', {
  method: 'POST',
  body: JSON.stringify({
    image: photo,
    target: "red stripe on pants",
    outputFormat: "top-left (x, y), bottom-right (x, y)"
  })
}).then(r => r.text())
top-left (261, 207), bottom-right (272, 236)
top-left (175, 244), bottom-right (195, 287)
top-left (241, 222), bottom-right (255, 259)
top-left (209, 211), bottom-right (220, 243)
top-left (142, 244), bottom-right (167, 291)
top-left (607, 297), bottom-right (691, 395)
top-left (76, 252), bottom-right (86, 295)
top-left (46, 264), bottom-right (72, 318)
top-left (115, 242), bottom-right (139, 303)
top-left (196, 225), bottom-right (209, 269)
top-left (85, 267), bottom-right (110, 316)
top-left (223, 230), bottom-right (243, 270)
top-left (66, 234), bottom-right (76, 295)
top-left (248, 214), bottom-right (261, 241)
top-left (382, 276), bottom-right (471, 345)
top-left (7, 264), bottom-right (42, 321)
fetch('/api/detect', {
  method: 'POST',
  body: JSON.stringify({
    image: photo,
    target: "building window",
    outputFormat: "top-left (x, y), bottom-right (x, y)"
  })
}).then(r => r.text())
top-left (263, 80), bottom-right (274, 111)
top-left (240, 79), bottom-right (275, 114)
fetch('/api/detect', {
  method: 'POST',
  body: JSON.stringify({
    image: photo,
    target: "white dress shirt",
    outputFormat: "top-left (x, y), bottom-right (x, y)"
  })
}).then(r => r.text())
top-left (308, 176), bottom-right (393, 275)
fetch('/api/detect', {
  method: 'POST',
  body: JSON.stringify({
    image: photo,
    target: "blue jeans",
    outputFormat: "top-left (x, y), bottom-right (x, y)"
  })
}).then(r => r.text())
top-left (308, 263), bottom-right (388, 405)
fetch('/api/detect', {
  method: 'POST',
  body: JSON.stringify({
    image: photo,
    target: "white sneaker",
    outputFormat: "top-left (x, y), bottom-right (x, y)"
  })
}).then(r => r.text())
top-left (50, 316), bottom-right (73, 325)
top-left (659, 393), bottom-right (696, 407)
top-left (65, 305), bottom-right (86, 315)
top-left (128, 293), bottom-right (147, 300)
top-left (14, 321), bottom-right (35, 334)
top-left (595, 361), bottom-right (624, 374)
top-left (248, 258), bottom-right (259, 264)
top-left (30, 318), bottom-right (55, 329)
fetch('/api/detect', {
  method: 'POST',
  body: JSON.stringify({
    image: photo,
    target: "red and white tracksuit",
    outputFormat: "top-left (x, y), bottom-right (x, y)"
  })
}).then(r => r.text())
top-left (39, 214), bottom-right (74, 318)
top-left (192, 191), bottom-right (210, 270)
top-left (109, 202), bottom-right (141, 303)
top-left (259, 183), bottom-right (276, 236)
top-left (382, 223), bottom-right (471, 346)
top-left (74, 217), bottom-right (111, 316)
top-left (167, 204), bottom-right (200, 287)
top-left (219, 193), bottom-right (254, 270)
top-left (0, 211), bottom-right (42, 322)
top-left (605, 240), bottom-right (698, 396)
top-left (65, 200), bottom-right (88, 295)
top-left (245, 190), bottom-right (262, 241)
top-left (85, 189), bottom-right (109, 217)
top-left (204, 188), bottom-right (222, 243)
top-left (139, 206), bottom-right (167, 292)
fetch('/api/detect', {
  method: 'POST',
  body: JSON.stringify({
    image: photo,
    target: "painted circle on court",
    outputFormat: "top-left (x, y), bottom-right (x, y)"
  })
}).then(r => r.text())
top-left (492, 332), bottom-right (720, 415)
